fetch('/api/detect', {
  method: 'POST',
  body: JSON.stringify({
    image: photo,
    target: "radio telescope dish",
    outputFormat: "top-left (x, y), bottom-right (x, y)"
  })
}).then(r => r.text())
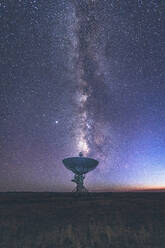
top-left (62, 152), bottom-right (99, 193)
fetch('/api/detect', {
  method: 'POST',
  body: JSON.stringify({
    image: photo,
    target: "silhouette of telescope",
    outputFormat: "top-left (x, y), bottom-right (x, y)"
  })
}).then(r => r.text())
top-left (63, 152), bottom-right (99, 193)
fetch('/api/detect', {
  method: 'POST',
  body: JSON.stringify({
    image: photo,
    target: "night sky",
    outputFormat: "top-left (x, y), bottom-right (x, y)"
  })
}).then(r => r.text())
top-left (0, 0), bottom-right (164, 191)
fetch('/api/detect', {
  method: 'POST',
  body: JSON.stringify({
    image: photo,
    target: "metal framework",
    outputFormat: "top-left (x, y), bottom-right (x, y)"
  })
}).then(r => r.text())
top-left (71, 173), bottom-right (88, 192)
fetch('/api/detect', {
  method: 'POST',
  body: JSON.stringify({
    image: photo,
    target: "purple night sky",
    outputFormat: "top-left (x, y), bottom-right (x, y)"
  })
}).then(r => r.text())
top-left (0, 0), bottom-right (164, 191)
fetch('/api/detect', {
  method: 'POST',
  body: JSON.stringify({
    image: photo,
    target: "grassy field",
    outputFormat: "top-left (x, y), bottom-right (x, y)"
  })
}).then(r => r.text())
top-left (0, 192), bottom-right (165, 248)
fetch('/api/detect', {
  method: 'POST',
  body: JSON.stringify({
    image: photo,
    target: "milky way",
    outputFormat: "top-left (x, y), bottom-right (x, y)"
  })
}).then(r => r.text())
top-left (0, 0), bottom-right (164, 191)
top-left (69, 1), bottom-right (117, 166)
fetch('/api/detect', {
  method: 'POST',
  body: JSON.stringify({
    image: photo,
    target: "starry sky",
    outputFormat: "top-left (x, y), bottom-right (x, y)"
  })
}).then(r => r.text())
top-left (0, 0), bottom-right (164, 192)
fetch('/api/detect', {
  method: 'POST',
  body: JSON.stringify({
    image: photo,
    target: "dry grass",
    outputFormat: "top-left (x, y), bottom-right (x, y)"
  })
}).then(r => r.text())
top-left (0, 192), bottom-right (165, 247)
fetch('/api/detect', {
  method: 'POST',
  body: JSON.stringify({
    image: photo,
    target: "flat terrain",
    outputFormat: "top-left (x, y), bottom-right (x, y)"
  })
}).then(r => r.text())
top-left (0, 192), bottom-right (165, 248)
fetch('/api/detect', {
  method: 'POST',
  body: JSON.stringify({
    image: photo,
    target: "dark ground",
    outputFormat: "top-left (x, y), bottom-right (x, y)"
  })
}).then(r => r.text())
top-left (0, 192), bottom-right (165, 248)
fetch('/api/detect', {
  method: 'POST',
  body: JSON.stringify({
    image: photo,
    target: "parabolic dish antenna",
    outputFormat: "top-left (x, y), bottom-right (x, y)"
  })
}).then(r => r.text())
top-left (63, 152), bottom-right (99, 193)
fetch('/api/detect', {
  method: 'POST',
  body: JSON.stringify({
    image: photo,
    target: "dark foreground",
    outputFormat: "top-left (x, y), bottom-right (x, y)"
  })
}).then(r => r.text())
top-left (0, 192), bottom-right (165, 248)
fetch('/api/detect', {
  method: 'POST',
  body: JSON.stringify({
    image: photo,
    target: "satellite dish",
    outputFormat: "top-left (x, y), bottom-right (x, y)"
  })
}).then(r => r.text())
top-left (62, 153), bottom-right (99, 193)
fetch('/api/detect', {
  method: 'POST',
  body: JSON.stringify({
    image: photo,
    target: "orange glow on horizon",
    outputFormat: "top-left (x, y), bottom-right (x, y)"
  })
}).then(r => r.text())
top-left (90, 185), bottom-right (165, 192)
top-left (134, 186), bottom-right (165, 192)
